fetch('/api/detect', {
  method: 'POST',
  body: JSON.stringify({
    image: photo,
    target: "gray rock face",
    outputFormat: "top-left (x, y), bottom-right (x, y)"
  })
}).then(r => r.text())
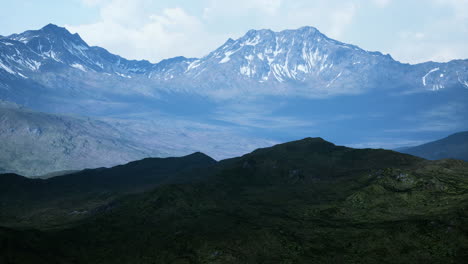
top-left (0, 102), bottom-right (157, 176)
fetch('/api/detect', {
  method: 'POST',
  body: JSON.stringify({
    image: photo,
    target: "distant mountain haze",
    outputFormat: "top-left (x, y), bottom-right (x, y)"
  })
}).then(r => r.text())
top-left (0, 102), bottom-right (273, 176)
top-left (0, 24), bottom-right (467, 175)
top-left (398, 131), bottom-right (468, 161)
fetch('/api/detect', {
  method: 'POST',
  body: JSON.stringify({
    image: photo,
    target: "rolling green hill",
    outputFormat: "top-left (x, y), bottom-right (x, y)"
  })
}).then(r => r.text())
top-left (1, 138), bottom-right (468, 263)
top-left (0, 152), bottom-right (216, 228)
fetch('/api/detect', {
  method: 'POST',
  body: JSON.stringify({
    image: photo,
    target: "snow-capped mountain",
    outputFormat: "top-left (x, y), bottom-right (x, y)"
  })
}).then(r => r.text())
top-left (183, 26), bottom-right (394, 94)
top-left (179, 26), bottom-right (467, 97)
top-left (2, 24), bottom-right (156, 77)
top-left (1, 24), bottom-right (467, 101)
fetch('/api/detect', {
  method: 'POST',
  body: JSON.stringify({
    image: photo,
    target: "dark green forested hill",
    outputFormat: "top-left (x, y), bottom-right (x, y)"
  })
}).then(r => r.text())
top-left (1, 138), bottom-right (468, 263)
top-left (0, 152), bottom-right (216, 228)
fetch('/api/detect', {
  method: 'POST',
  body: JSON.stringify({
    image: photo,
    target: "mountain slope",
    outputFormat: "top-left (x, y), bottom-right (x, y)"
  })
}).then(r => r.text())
top-left (0, 152), bottom-right (216, 228)
top-left (1, 138), bottom-right (468, 263)
top-left (399, 131), bottom-right (468, 161)
top-left (0, 101), bottom-right (275, 176)
top-left (0, 101), bottom-right (161, 176)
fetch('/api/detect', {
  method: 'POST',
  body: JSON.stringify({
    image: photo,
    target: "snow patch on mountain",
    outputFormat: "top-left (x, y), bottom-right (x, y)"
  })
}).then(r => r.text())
top-left (219, 50), bottom-right (238, 64)
top-left (327, 72), bottom-right (342, 88)
top-left (71, 63), bottom-right (87, 72)
top-left (243, 35), bottom-right (261, 46)
top-left (422, 68), bottom-right (440, 86)
top-left (0, 61), bottom-right (16, 74)
top-left (187, 60), bottom-right (202, 70)
top-left (432, 84), bottom-right (444, 91)
top-left (17, 72), bottom-right (28, 79)
top-left (115, 72), bottom-right (132, 78)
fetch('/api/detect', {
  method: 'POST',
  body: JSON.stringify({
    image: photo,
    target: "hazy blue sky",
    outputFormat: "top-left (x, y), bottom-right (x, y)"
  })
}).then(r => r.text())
top-left (1, 0), bottom-right (467, 63)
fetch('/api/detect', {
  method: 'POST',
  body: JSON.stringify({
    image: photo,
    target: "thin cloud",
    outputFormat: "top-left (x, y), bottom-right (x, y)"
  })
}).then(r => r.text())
top-left (68, 1), bottom-right (227, 62)
top-left (372, 0), bottom-right (392, 8)
top-left (212, 102), bottom-right (317, 130)
top-left (347, 139), bottom-right (427, 149)
top-left (64, 0), bottom-right (468, 63)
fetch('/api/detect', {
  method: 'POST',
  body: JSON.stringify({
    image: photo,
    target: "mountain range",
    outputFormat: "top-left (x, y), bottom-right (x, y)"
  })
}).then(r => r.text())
top-left (1, 138), bottom-right (467, 263)
top-left (1, 24), bottom-right (468, 175)
top-left (1, 24), bottom-right (467, 102)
